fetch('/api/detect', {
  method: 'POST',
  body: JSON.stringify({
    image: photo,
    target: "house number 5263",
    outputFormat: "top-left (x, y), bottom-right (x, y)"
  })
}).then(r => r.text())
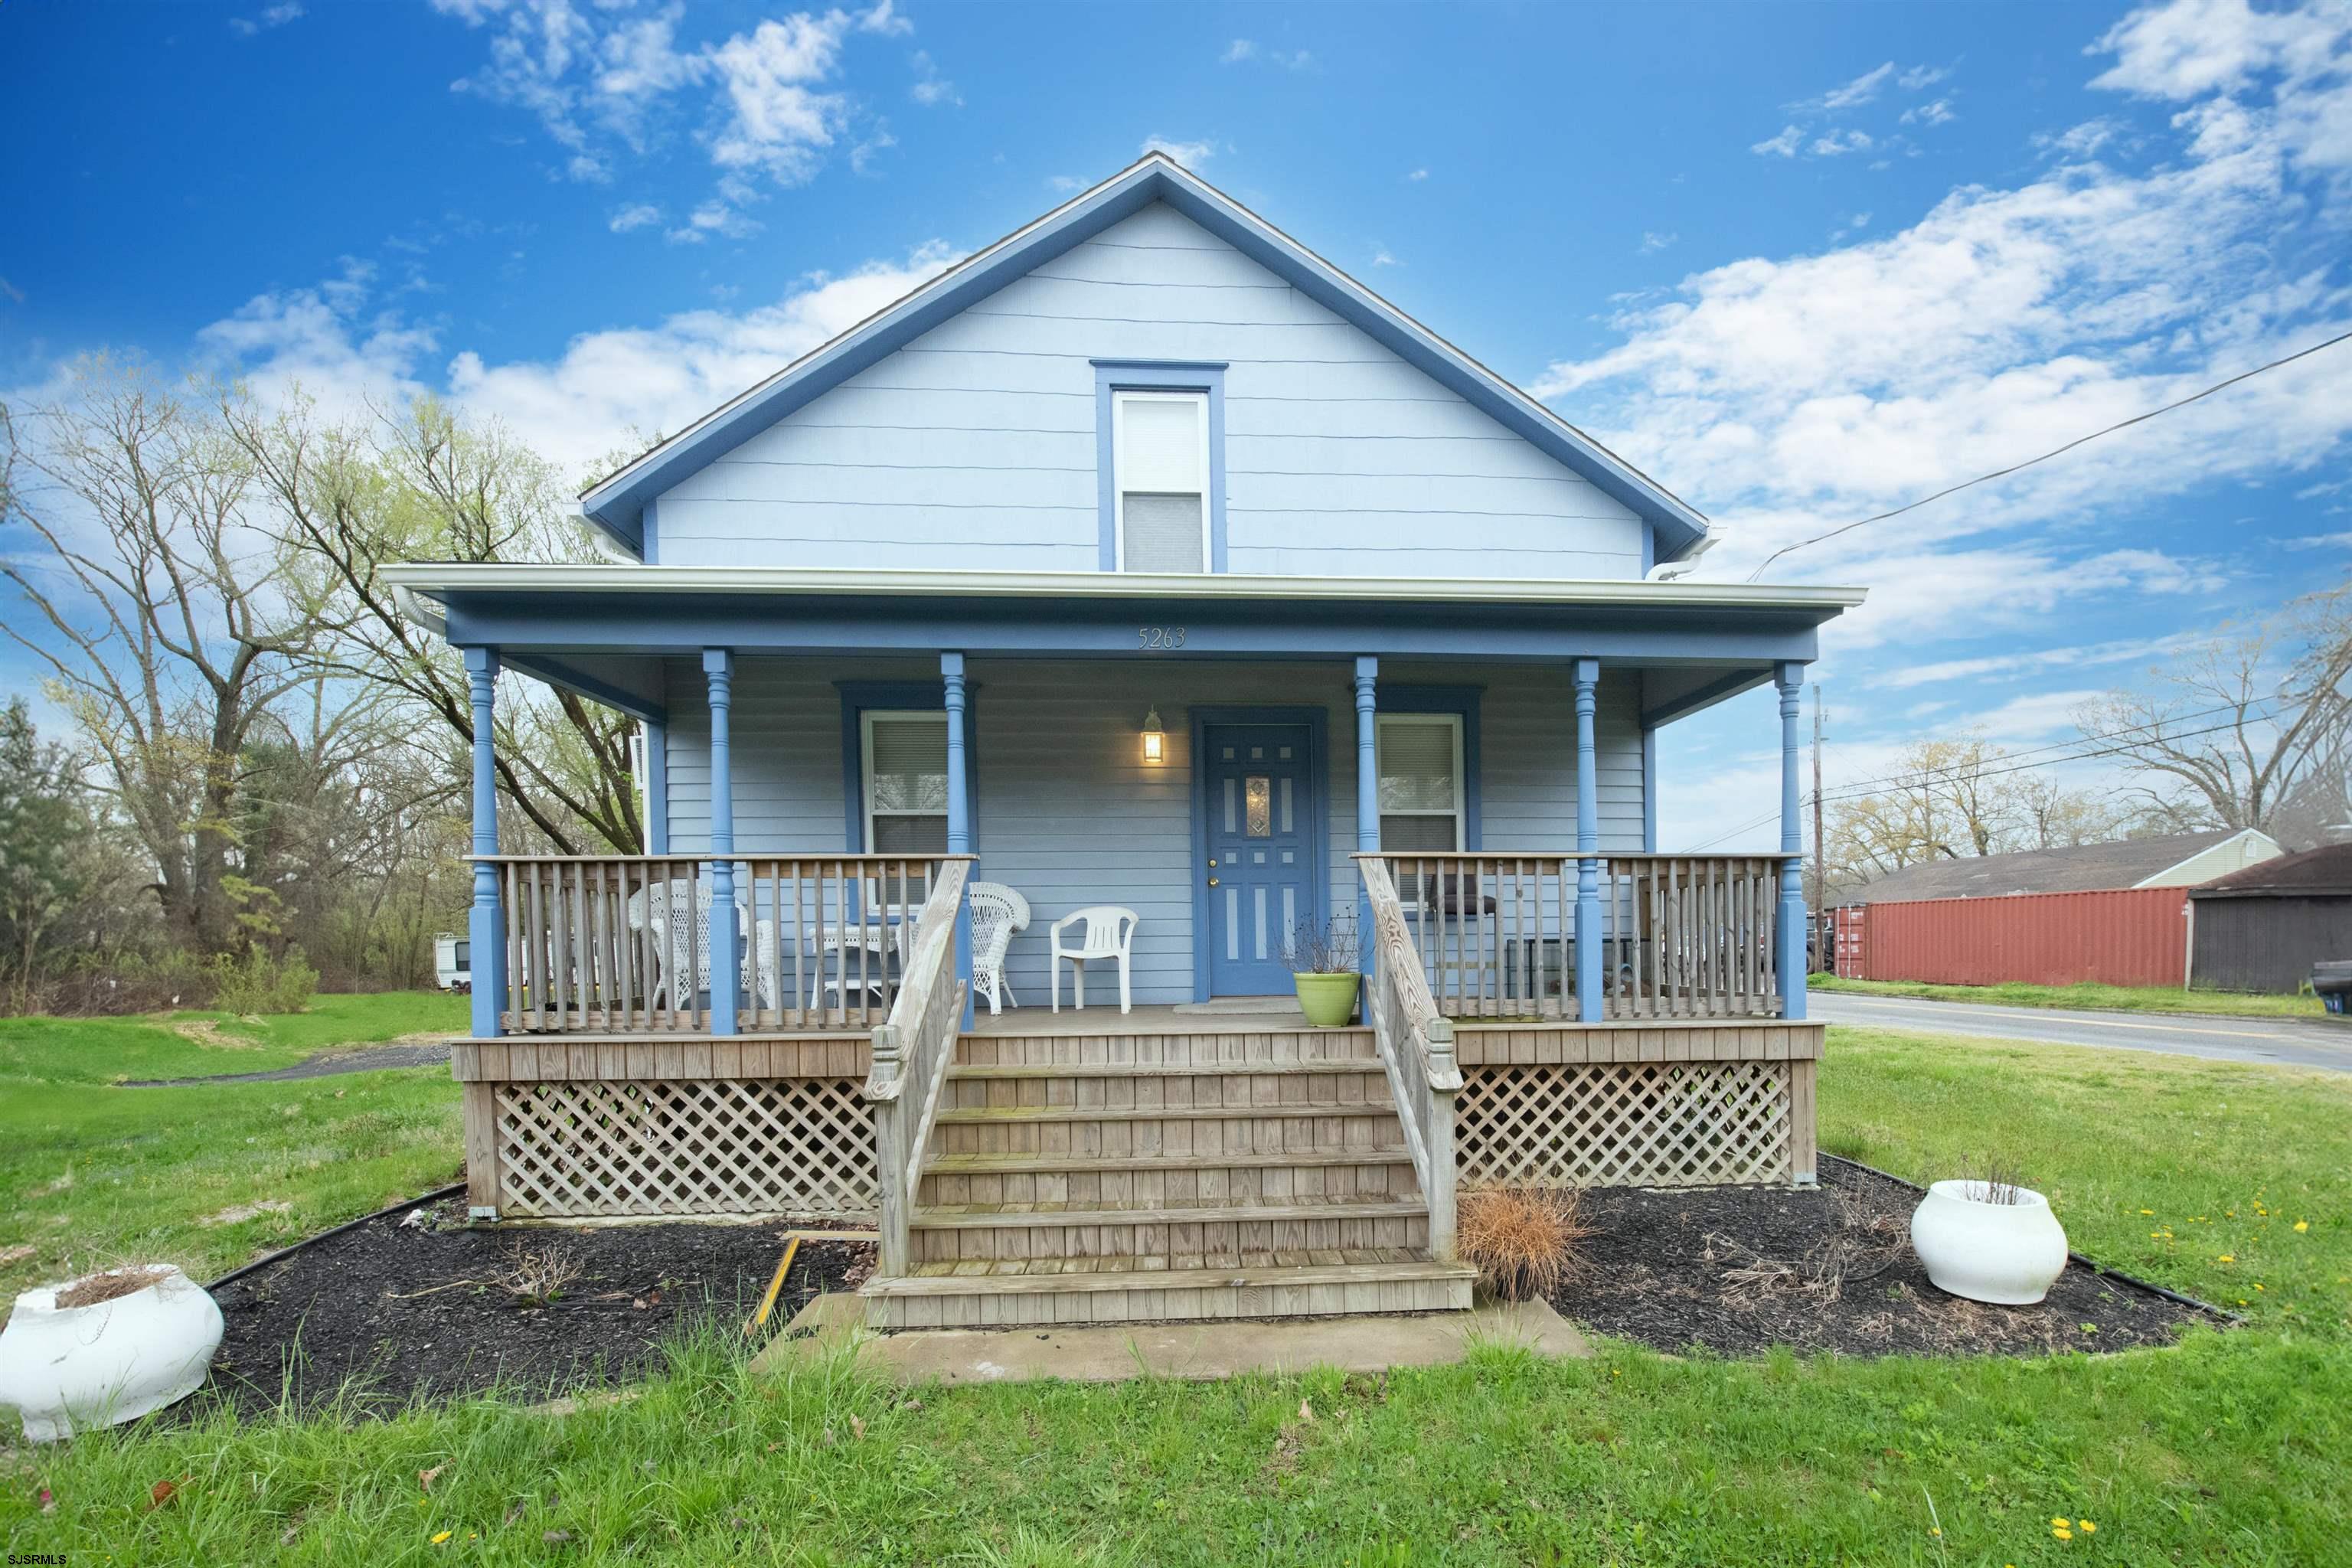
top-left (1138, 626), bottom-right (1187, 650)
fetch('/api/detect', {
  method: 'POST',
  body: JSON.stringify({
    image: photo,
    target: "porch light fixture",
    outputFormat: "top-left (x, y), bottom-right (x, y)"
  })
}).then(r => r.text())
top-left (1142, 707), bottom-right (1165, 763)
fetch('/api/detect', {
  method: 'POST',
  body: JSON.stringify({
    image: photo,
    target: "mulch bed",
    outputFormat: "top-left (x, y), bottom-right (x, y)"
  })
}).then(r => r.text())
top-left (1549, 1155), bottom-right (2220, 1357)
top-left (202, 1196), bottom-right (874, 1419)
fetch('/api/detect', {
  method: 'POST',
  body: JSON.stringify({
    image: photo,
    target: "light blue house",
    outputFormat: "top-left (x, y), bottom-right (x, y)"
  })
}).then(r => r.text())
top-left (393, 156), bottom-right (1860, 1328)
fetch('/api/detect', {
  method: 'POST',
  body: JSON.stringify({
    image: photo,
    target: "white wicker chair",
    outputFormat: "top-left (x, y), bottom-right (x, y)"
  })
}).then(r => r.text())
top-left (629, 880), bottom-right (769, 1014)
top-left (966, 881), bottom-right (1031, 1015)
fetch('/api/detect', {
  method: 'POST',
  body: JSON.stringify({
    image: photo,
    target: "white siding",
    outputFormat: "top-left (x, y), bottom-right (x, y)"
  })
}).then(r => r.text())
top-left (650, 202), bottom-right (1647, 579)
top-left (662, 657), bottom-right (1645, 1007)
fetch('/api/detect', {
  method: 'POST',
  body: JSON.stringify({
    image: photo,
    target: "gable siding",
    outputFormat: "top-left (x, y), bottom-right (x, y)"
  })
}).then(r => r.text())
top-left (651, 202), bottom-right (1646, 580)
top-left (662, 656), bottom-right (1644, 1007)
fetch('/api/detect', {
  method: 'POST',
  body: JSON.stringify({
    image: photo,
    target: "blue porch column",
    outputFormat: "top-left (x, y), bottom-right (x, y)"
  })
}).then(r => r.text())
top-left (942, 652), bottom-right (975, 1028)
top-left (1353, 658), bottom-right (1379, 999)
top-left (642, 718), bottom-right (669, 854)
top-left (466, 648), bottom-right (505, 1040)
top-left (1573, 658), bottom-right (1604, 1022)
top-left (1775, 661), bottom-right (1808, 1021)
top-left (703, 648), bottom-right (740, 1036)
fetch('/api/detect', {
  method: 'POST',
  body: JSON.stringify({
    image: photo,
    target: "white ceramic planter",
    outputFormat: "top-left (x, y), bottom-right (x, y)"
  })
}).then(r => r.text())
top-left (0, 1266), bottom-right (224, 1442)
top-left (1909, 1181), bottom-right (2069, 1305)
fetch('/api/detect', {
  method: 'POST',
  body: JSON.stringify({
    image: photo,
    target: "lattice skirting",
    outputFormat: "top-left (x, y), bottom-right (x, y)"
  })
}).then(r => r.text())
top-left (1455, 1059), bottom-right (1813, 1188)
top-left (466, 1077), bottom-right (877, 1220)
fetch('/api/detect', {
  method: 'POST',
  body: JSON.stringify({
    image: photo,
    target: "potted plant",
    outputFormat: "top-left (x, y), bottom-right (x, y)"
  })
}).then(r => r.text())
top-left (1279, 914), bottom-right (1361, 1027)
top-left (1908, 1161), bottom-right (2069, 1305)
top-left (0, 1265), bottom-right (225, 1442)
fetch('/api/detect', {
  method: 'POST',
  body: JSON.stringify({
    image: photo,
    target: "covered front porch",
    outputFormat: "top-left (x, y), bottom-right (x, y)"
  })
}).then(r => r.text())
top-left (391, 567), bottom-right (1852, 1263)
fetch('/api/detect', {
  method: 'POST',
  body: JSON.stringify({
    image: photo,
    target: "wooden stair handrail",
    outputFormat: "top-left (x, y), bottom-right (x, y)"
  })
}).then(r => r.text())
top-left (1354, 856), bottom-right (1459, 1259)
top-left (864, 856), bottom-right (972, 1276)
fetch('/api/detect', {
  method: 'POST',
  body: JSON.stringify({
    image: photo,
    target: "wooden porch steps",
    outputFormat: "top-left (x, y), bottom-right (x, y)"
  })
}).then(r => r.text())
top-left (865, 1250), bottom-right (1476, 1328)
top-left (864, 1024), bottom-right (1467, 1329)
top-left (910, 1194), bottom-right (1432, 1263)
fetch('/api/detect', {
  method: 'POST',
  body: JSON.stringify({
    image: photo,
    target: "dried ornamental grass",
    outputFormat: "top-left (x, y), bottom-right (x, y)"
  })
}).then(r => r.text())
top-left (1457, 1186), bottom-right (1596, 1300)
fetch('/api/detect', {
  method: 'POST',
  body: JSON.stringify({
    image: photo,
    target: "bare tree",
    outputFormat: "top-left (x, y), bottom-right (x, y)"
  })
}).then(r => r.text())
top-left (226, 394), bottom-right (643, 854)
top-left (2076, 588), bottom-right (2352, 841)
top-left (0, 363), bottom-right (333, 953)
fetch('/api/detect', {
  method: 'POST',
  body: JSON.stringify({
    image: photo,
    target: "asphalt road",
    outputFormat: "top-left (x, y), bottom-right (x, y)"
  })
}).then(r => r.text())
top-left (1808, 992), bottom-right (2352, 1073)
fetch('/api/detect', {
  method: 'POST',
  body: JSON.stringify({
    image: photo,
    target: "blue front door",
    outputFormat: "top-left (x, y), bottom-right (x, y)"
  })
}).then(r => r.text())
top-left (1203, 722), bottom-right (1318, 995)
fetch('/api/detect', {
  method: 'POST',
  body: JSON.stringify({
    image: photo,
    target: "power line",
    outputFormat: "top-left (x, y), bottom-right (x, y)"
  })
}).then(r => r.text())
top-left (1747, 327), bottom-right (2352, 580)
top-left (1812, 708), bottom-right (2281, 808)
top-left (1815, 696), bottom-right (2275, 801)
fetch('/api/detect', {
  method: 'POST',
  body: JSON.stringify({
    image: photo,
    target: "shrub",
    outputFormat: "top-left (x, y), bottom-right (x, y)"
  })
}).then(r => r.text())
top-left (1458, 1185), bottom-right (1596, 1300)
top-left (208, 946), bottom-right (318, 1015)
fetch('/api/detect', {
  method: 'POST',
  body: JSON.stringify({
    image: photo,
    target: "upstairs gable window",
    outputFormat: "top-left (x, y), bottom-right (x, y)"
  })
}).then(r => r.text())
top-left (1112, 390), bottom-right (1210, 573)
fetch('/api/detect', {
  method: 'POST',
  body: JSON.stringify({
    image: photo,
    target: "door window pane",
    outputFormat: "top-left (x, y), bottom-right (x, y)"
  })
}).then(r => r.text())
top-left (866, 713), bottom-right (949, 851)
top-left (1245, 776), bottom-right (1271, 837)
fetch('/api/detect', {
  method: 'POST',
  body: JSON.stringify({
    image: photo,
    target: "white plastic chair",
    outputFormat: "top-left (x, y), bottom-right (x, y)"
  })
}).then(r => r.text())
top-left (967, 882), bottom-right (1031, 1016)
top-left (1049, 906), bottom-right (1138, 1014)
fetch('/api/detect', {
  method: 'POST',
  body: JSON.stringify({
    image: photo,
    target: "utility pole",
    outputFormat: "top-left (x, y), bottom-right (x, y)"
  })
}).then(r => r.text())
top-left (1811, 686), bottom-right (1826, 973)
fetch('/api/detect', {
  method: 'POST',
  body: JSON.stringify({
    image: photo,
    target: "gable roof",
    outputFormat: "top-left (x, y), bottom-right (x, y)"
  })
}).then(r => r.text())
top-left (2190, 841), bottom-right (2352, 898)
top-left (1846, 830), bottom-right (2261, 904)
top-left (578, 153), bottom-right (1713, 562)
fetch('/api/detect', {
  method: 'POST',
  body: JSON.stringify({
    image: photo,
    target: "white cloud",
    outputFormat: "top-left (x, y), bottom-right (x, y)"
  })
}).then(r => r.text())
top-left (184, 243), bottom-right (960, 484)
top-left (910, 50), bottom-right (961, 106)
top-left (665, 199), bottom-right (762, 245)
top-left (1531, 0), bottom-right (2352, 667)
top-left (1902, 97), bottom-right (1957, 126)
top-left (1370, 247), bottom-right (1400, 268)
top-left (1809, 129), bottom-right (1875, 156)
top-left (707, 14), bottom-right (852, 183)
top-left (1750, 125), bottom-right (1803, 158)
top-left (2285, 529), bottom-right (2352, 550)
top-left (1045, 174), bottom-right (1083, 192)
top-left (1640, 231), bottom-right (1679, 253)
top-left (427, 1), bottom-right (924, 207)
top-left (1803, 62), bottom-right (1895, 112)
top-left (1223, 38), bottom-right (1315, 70)
top-left (228, 2), bottom-right (303, 36)
top-left (607, 202), bottom-right (662, 233)
top-left (1898, 63), bottom-right (1952, 91)
top-left (1406, 167), bottom-right (1429, 181)
top-left (1142, 136), bottom-right (1215, 167)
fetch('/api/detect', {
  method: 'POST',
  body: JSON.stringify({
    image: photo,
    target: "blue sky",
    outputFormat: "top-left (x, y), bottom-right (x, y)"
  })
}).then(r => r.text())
top-left (4, 0), bottom-right (2349, 847)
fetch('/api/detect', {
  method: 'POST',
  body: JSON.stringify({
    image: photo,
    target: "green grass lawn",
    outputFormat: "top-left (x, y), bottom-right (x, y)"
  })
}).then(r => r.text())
top-left (0, 992), bottom-right (466, 1302)
top-left (2, 1013), bottom-right (2347, 1565)
top-left (1812, 972), bottom-right (2328, 1019)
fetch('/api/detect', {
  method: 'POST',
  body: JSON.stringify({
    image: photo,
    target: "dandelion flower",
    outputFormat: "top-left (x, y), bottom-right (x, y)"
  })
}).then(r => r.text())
top-left (2138, 1209), bottom-right (2154, 1216)
top-left (2053, 1526), bottom-right (2073, 1540)
top-left (2053, 1517), bottom-right (2071, 1528)
top-left (2218, 1255), bottom-right (2235, 1263)
top-left (2295, 1220), bottom-right (2309, 1232)
top-left (431, 1531), bottom-right (453, 1546)
top-left (2079, 1520), bottom-right (2096, 1534)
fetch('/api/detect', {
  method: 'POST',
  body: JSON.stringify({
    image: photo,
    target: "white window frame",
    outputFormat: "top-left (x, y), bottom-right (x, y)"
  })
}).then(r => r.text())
top-left (1374, 714), bottom-right (1465, 851)
top-left (860, 710), bottom-right (950, 853)
top-left (1111, 388), bottom-right (1211, 573)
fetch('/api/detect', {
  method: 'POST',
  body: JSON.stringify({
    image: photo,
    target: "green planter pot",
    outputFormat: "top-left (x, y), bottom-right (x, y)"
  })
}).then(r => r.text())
top-left (1293, 972), bottom-right (1362, 1027)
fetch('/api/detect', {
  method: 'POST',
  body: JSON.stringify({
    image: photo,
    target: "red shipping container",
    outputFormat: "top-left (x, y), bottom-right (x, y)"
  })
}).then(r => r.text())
top-left (1837, 887), bottom-right (2189, 988)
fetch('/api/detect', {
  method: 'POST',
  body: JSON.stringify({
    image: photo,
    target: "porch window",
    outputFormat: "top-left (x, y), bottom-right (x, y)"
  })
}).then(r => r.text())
top-left (1112, 390), bottom-right (1210, 573)
top-left (1377, 714), bottom-right (1464, 851)
top-left (861, 711), bottom-right (949, 853)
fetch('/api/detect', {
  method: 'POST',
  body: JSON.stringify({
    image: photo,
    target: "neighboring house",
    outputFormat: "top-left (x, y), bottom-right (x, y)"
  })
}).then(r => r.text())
top-left (1828, 829), bottom-right (2283, 989)
top-left (1844, 828), bottom-right (2282, 904)
top-left (2187, 843), bottom-right (2352, 994)
top-left (386, 155), bottom-right (1860, 1328)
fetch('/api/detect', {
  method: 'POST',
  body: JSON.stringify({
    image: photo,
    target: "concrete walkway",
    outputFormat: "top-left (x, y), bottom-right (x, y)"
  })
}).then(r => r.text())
top-left (1811, 992), bottom-right (2352, 1073)
top-left (754, 1294), bottom-right (1589, 1383)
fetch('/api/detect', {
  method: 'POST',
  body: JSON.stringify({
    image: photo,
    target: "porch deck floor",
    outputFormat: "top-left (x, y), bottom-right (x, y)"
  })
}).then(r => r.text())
top-left (968, 1001), bottom-right (1331, 1037)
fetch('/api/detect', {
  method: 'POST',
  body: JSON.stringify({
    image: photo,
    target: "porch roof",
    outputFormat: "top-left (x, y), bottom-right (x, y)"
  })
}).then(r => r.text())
top-left (385, 564), bottom-right (1863, 729)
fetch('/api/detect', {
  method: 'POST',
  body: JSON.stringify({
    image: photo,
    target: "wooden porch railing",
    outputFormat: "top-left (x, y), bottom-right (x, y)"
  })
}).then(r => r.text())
top-left (863, 858), bottom-right (971, 1276)
top-left (487, 854), bottom-right (961, 1034)
top-left (1366, 852), bottom-right (1790, 1021)
top-left (1356, 858), bottom-right (1461, 1259)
